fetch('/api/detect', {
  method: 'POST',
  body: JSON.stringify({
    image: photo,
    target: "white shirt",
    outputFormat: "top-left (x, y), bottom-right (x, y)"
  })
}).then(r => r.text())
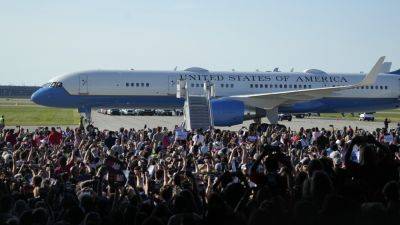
top-left (192, 134), bottom-right (205, 145)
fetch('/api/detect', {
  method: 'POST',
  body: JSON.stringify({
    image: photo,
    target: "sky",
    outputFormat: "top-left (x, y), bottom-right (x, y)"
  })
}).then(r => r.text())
top-left (0, 0), bottom-right (399, 85)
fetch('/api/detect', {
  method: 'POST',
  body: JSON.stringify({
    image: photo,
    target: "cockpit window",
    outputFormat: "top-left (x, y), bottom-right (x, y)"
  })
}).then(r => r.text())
top-left (50, 82), bottom-right (63, 88)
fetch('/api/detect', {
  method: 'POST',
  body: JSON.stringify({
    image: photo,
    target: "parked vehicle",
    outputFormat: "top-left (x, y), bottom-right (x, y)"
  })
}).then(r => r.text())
top-left (121, 109), bottom-right (135, 115)
top-left (155, 109), bottom-right (165, 116)
top-left (293, 113), bottom-right (305, 118)
top-left (155, 109), bottom-right (173, 116)
top-left (136, 109), bottom-right (155, 116)
top-left (97, 108), bottom-right (107, 114)
top-left (175, 109), bottom-right (184, 116)
top-left (108, 108), bottom-right (121, 115)
top-left (278, 113), bottom-right (292, 121)
top-left (359, 113), bottom-right (375, 121)
top-left (142, 109), bottom-right (155, 116)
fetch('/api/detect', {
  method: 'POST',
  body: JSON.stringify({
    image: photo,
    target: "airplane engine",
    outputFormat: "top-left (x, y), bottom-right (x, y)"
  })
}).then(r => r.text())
top-left (211, 98), bottom-right (266, 126)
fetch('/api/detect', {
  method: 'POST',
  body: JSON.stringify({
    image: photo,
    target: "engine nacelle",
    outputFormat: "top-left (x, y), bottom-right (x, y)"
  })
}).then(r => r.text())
top-left (211, 98), bottom-right (266, 126)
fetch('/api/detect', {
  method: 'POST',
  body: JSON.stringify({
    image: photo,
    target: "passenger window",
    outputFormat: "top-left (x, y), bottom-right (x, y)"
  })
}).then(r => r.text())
top-left (380, 86), bottom-right (383, 89)
top-left (370, 86), bottom-right (373, 89)
top-left (136, 83), bottom-right (139, 87)
top-left (289, 84), bottom-right (292, 88)
top-left (279, 84), bottom-right (283, 88)
top-left (361, 86), bottom-right (364, 89)
top-left (255, 84), bottom-right (258, 88)
top-left (260, 84), bottom-right (263, 88)
top-left (274, 84), bottom-right (278, 88)
top-left (284, 84), bottom-right (287, 88)
top-left (141, 83), bottom-right (144, 87)
top-left (196, 84), bottom-right (200, 87)
top-left (131, 83), bottom-right (134, 86)
top-left (308, 85), bottom-right (311, 88)
top-left (366, 86), bottom-right (369, 89)
top-left (294, 84), bottom-right (297, 88)
top-left (126, 83), bottom-right (129, 87)
top-left (375, 86), bottom-right (378, 89)
top-left (385, 86), bottom-right (388, 89)
top-left (191, 83), bottom-right (195, 87)
top-left (231, 84), bottom-right (234, 88)
top-left (221, 84), bottom-right (224, 88)
top-left (146, 83), bottom-right (149, 87)
top-left (303, 85), bottom-right (307, 88)
top-left (250, 84), bottom-right (253, 88)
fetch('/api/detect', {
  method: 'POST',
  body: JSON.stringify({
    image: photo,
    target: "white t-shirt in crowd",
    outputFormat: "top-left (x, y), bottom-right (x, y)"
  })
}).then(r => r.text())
top-left (192, 134), bottom-right (205, 145)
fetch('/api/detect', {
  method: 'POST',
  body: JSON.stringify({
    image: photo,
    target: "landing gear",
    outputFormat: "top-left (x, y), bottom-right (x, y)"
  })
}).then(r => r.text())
top-left (253, 117), bottom-right (262, 125)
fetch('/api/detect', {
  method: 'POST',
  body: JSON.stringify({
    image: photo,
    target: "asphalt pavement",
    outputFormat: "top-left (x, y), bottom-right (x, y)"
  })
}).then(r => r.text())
top-left (91, 112), bottom-right (395, 132)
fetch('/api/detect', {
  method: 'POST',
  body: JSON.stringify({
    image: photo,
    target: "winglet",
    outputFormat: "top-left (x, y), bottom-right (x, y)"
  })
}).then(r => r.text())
top-left (358, 56), bottom-right (385, 86)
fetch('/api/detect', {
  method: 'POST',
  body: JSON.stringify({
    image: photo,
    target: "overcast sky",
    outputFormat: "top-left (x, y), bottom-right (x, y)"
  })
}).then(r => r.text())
top-left (0, 0), bottom-right (399, 85)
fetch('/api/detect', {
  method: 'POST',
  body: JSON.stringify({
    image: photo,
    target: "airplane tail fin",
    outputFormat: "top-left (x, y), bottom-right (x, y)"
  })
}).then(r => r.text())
top-left (357, 56), bottom-right (385, 86)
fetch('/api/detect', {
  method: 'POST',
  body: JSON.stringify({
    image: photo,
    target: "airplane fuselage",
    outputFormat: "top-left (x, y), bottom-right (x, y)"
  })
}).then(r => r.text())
top-left (31, 68), bottom-right (400, 114)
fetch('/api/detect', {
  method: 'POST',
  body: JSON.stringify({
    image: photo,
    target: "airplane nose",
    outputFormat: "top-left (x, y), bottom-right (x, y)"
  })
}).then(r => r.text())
top-left (31, 89), bottom-right (41, 104)
top-left (31, 88), bottom-right (47, 105)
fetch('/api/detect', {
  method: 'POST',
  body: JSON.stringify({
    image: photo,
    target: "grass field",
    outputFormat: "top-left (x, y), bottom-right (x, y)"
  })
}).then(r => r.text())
top-left (1, 98), bottom-right (400, 126)
top-left (315, 108), bottom-right (400, 122)
top-left (0, 98), bottom-right (80, 126)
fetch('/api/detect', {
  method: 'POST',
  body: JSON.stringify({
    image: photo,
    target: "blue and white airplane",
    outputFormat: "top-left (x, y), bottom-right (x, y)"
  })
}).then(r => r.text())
top-left (31, 56), bottom-right (400, 126)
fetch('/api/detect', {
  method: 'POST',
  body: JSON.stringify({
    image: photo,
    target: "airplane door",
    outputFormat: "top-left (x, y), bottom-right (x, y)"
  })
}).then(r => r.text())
top-left (168, 75), bottom-right (176, 95)
top-left (79, 74), bottom-right (89, 95)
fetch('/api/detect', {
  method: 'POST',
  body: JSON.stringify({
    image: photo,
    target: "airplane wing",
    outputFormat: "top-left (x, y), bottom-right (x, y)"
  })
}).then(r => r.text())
top-left (231, 56), bottom-right (385, 109)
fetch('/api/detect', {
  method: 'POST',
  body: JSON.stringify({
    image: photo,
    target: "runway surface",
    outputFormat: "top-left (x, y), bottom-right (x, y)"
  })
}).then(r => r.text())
top-left (91, 112), bottom-right (395, 132)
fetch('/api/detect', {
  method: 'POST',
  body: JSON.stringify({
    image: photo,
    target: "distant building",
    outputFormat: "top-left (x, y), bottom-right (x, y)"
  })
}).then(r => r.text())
top-left (0, 85), bottom-right (40, 98)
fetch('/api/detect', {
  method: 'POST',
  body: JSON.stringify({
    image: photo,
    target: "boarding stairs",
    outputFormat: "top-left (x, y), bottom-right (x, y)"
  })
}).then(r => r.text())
top-left (176, 80), bottom-right (215, 131)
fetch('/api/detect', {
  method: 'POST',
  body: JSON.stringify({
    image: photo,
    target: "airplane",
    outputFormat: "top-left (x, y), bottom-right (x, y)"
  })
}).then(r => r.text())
top-left (31, 56), bottom-right (400, 127)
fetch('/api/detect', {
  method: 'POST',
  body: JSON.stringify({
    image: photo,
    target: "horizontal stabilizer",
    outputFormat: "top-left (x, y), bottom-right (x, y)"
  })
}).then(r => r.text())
top-left (389, 69), bottom-right (400, 75)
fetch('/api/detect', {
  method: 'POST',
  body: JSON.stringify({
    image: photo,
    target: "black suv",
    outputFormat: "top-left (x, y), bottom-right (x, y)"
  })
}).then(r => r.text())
top-left (278, 113), bottom-right (292, 121)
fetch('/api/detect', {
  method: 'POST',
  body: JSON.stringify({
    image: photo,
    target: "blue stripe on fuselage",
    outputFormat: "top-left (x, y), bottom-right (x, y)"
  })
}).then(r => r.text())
top-left (31, 87), bottom-right (400, 113)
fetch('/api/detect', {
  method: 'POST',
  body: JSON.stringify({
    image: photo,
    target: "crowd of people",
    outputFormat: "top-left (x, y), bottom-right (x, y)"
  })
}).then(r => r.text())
top-left (1, 121), bottom-right (400, 225)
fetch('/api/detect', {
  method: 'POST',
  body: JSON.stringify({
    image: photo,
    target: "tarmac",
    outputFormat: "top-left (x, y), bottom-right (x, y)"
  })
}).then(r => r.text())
top-left (5, 112), bottom-right (396, 132)
top-left (90, 112), bottom-right (396, 132)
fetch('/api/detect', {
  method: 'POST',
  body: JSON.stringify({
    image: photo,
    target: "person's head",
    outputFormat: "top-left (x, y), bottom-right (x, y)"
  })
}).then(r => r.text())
top-left (32, 175), bottom-right (42, 188)
top-left (142, 216), bottom-right (164, 225)
top-left (383, 181), bottom-right (399, 202)
top-left (0, 195), bottom-right (14, 213)
top-left (83, 212), bottom-right (101, 225)
top-left (310, 171), bottom-right (333, 205)
top-left (13, 199), bottom-right (28, 217)
top-left (19, 210), bottom-right (33, 225)
top-left (171, 190), bottom-right (196, 214)
top-left (32, 207), bottom-right (49, 225)
top-left (307, 159), bottom-right (324, 177)
top-left (359, 144), bottom-right (377, 166)
top-left (63, 205), bottom-right (84, 225)
top-left (59, 156), bottom-right (67, 167)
